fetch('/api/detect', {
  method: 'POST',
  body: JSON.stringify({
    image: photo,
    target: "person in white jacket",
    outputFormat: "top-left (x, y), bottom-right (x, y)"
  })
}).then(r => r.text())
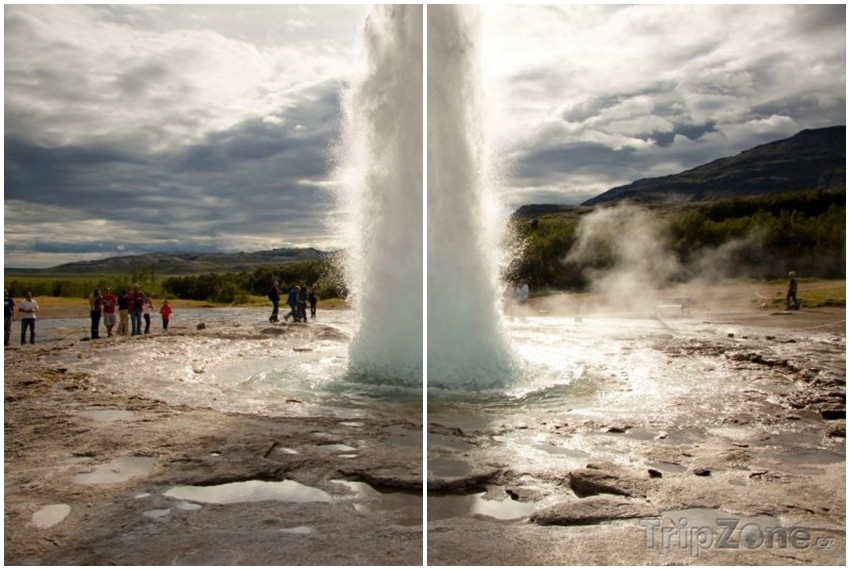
top-left (18, 291), bottom-right (39, 345)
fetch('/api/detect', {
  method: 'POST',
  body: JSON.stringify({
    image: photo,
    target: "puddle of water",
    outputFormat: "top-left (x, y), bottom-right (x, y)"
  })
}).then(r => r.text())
top-left (164, 480), bottom-right (332, 504)
top-left (73, 456), bottom-right (156, 485)
top-left (278, 447), bottom-right (299, 455)
top-left (337, 453), bottom-right (359, 459)
top-left (339, 421), bottom-right (365, 428)
top-left (175, 501), bottom-right (202, 511)
top-left (429, 492), bottom-right (539, 521)
top-left (77, 409), bottom-right (135, 423)
top-left (771, 450), bottom-right (844, 465)
top-left (143, 508), bottom-right (171, 519)
top-left (428, 457), bottom-right (472, 477)
top-left (29, 504), bottom-right (71, 529)
top-left (280, 525), bottom-right (314, 534)
top-left (334, 481), bottom-right (422, 526)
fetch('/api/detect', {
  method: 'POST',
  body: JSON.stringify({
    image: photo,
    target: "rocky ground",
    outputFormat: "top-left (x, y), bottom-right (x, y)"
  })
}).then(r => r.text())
top-left (4, 310), bottom-right (423, 565)
top-left (428, 285), bottom-right (845, 565)
top-left (4, 285), bottom-right (845, 566)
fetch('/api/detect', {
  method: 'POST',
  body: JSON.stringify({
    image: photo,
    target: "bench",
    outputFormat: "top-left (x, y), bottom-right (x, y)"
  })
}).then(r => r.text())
top-left (655, 296), bottom-right (692, 316)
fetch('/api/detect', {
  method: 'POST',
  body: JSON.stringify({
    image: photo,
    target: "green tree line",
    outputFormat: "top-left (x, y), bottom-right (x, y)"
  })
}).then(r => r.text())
top-left (161, 258), bottom-right (346, 303)
top-left (5, 266), bottom-right (163, 300)
top-left (6, 259), bottom-right (346, 304)
top-left (508, 189), bottom-right (846, 290)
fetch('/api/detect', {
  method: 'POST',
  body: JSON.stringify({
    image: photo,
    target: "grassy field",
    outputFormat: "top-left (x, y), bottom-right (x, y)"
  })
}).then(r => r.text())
top-left (755, 278), bottom-right (845, 308)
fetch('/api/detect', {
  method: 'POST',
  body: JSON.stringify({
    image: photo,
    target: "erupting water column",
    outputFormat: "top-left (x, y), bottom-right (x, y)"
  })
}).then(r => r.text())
top-left (427, 5), bottom-right (516, 389)
top-left (337, 5), bottom-right (423, 385)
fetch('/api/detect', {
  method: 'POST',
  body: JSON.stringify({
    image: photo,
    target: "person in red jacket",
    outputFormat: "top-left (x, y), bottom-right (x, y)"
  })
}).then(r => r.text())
top-left (159, 300), bottom-right (173, 332)
top-left (102, 287), bottom-right (118, 337)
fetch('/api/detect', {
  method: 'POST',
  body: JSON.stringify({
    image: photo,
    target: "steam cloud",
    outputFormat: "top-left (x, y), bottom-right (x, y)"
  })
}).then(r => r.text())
top-left (561, 203), bottom-right (766, 313)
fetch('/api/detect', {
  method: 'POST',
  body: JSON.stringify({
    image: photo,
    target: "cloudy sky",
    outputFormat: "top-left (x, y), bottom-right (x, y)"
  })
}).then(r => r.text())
top-left (4, 4), bottom-right (846, 268)
top-left (4, 4), bottom-right (368, 268)
top-left (480, 4), bottom-right (846, 206)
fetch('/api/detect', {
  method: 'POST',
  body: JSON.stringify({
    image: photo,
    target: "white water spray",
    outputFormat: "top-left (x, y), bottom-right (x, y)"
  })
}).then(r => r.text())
top-left (427, 5), bottom-right (516, 389)
top-left (336, 5), bottom-right (423, 385)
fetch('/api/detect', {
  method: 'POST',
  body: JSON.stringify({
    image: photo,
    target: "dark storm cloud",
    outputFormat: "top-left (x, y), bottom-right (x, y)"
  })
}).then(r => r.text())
top-left (788, 4), bottom-right (845, 35)
top-left (562, 81), bottom-right (679, 123)
top-left (517, 142), bottom-right (640, 177)
top-left (177, 87), bottom-right (339, 176)
top-left (646, 122), bottom-right (718, 148)
top-left (509, 142), bottom-right (646, 203)
top-left (5, 137), bottom-right (145, 200)
top-left (4, 78), bottom-right (345, 266)
top-left (115, 61), bottom-right (171, 97)
top-left (4, 4), bottom-right (370, 267)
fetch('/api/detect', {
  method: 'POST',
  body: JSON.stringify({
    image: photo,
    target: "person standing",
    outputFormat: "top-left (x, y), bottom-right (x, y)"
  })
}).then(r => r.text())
top-left (4, 290), bottom-right (15, 346)
top-left (129, 284), bottom-right (145, 335)
top-left (268, 280), bottom-right (281, 323)
top-left (143, 297), bottom-right (154, 334)
top-left (89, 288), bottom-right (103, 339)
top-left (516, 280), bottom-right (530, 306)
top-left (786, 271), bottom-right (799, 310)
top-left (18, 291), bottom-right (38, 345)
top-left (284, 285), bottom-right (298, 322)
top-left (160, 299), bottom-right (173, 332)
top-left (102, 287), bottom-right (118, 337)
top-left (117, 288), bottom-right (130, 335)
top-left (308, 284), bottom-right (318, 319)
top-left (296, 285), bottom-right (308, 322)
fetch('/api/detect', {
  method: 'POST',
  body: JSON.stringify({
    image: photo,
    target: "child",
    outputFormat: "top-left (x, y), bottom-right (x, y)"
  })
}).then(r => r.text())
top-left (143, 297), bottom-right (154, 334)
top-left (159, 300), bottom-right (173, 332)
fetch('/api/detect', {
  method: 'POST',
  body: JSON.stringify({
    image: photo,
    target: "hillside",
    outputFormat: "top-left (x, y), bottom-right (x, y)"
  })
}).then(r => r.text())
top-left (508, 188), bottom-right (845, 291)
top-left (8, 247), bottom-right (328, 276)
top-left (512, 204), bottom-right (591, 220)
top-left (582, 126), bottom-right (845, 206)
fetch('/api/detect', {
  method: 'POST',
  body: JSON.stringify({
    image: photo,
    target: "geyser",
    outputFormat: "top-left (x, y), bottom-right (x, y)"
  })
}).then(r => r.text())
top-left (336, 5), bottom-right (423, 385)
top-left (427, 5), bottom-right (516, 389)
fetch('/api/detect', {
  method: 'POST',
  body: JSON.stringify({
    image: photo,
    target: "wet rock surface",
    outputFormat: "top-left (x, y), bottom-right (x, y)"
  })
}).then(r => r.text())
top-left (428, 309), bottom-right (845, 565)
top-left (4, 311), bottom-right (422, 565)
top-left (568, 464), bottom-right (656, 498)
top-left (530, 496), bottom-right (657, 526)
top-left (4, 298), bottom-right (846, 565)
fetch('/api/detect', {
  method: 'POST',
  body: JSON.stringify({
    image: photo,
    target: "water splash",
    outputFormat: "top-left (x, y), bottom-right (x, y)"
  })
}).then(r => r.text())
top-left (427, 5), bottom-right (516, 389)
top-left (336, 5), bottom-right (423, 385)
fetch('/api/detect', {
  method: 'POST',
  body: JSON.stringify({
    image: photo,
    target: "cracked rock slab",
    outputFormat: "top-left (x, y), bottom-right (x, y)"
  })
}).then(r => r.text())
top-left (531, 496), bottom-right (658, 526)
top-left (568, 464), bottom-right (656, 498)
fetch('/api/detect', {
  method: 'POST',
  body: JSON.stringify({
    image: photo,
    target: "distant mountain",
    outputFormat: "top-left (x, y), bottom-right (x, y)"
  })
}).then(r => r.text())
top-left (13, 247), bottom-right (329, 275)
top-left (582, 126), bottom-right (845, 207)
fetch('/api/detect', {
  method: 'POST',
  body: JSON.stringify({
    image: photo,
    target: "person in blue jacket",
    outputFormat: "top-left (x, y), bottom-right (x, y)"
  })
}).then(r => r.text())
top-left (283, 285), bottom-right (298, 322)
